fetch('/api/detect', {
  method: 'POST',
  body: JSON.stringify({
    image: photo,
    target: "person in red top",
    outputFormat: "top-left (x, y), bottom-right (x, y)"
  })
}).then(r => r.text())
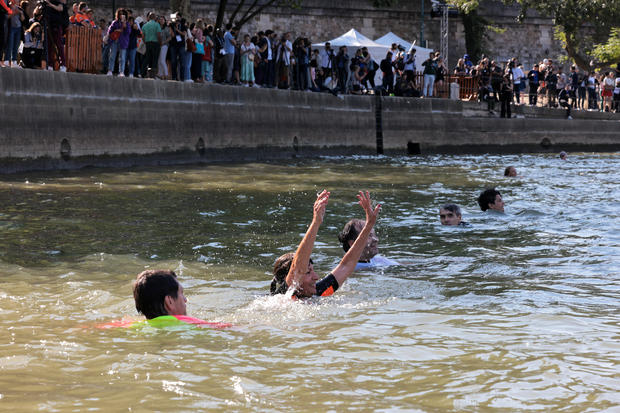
top-left (271, 190), bottom-right (381, 298)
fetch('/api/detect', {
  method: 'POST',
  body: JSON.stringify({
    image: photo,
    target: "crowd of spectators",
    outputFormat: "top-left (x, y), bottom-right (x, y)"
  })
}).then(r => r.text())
top-left (456, 55), bottom-right (620, 117)
top-left (1, 2), bottom-right (619, 115)
top-left (0, 0), bottom-right (103, 70)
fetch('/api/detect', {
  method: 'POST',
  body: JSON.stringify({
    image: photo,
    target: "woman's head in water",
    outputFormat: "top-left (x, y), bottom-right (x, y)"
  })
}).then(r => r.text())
top-left (271, 253), bottom-right (318, 297)
top-left (504, 166), bottom-right (517, 177)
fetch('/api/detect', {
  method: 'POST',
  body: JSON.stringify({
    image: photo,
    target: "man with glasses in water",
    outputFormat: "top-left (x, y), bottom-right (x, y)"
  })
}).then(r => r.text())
top-left (270, 190), bottom-right (381, 298)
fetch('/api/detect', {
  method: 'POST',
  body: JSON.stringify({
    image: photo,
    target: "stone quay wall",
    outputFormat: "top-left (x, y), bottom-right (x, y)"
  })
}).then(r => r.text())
top-left (1, 69), bottom-right (618, 173)
top-left (90, 0), bottom-right (564, 69)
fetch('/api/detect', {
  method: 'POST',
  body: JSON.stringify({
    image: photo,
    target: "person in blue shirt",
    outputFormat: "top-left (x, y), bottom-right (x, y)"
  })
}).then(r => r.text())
top-left (223, 24), bottom-right (238, 83)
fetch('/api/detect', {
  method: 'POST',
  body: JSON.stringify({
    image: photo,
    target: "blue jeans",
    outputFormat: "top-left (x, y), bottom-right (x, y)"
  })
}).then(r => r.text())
top-left (423, 74), bottom-right (435, 97)
top-left (119, 49), bottom-right (127, 74)
top-left (127, 48), bottom-right (137, 76)
top-left (108, 40), bottom-right (119, 72)
top-left (183, 50), bottom-right (192, 81)
top-left (5, 26), bottom-right (21, 61)
top-left (169, 44), bottom-right (182, 80)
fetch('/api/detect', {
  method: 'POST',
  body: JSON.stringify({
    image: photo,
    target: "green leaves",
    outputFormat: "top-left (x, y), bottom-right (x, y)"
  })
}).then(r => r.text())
top-left (592, 27), bottom-right (620, 64)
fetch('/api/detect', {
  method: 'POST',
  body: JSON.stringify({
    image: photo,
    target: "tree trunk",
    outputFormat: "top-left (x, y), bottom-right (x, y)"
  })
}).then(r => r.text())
top-left (170, 0), bottom-right (191, 17)
top-left (215, 0), bottom-right (228, 31)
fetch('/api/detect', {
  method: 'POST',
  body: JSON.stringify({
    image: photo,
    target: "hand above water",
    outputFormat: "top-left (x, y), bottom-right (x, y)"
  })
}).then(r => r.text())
top-left (313, 190), bottom-right (330, 225)
top-left (357, 190), bottom-right (381, 227)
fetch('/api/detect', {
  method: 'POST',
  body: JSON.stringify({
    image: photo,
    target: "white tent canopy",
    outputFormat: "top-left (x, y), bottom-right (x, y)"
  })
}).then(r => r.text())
top-left (312, 28), bottom-right (390, 64)
top-left (375, 32), bottom-right (435, 73)
top-left (374, 32), bottom-right (412, 52)
top-left (313, 29), bottom-right (390, 87)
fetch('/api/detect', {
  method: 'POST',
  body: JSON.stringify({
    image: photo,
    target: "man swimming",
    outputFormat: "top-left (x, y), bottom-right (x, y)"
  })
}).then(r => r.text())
top-left (439, 203), bottom-right (469, 226)
top-left (129, 269), bottom-right (229, 328)
top-left (337, 218), bottom-right (399, 269)
top-left (477, 188), bottom-right (505, 212)
top-left (270, 190), bottom-right (380, 298)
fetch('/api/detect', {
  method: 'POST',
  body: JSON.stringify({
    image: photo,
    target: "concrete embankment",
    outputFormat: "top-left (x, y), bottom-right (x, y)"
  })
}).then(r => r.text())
top-left (0, 69), bottom-right (618, 173)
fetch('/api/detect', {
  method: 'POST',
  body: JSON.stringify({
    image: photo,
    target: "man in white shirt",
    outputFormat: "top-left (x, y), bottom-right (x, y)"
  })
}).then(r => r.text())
top-left (338, 219), bottom-right (399, 270)
top-left (319, 42), bottom-right (334, 74)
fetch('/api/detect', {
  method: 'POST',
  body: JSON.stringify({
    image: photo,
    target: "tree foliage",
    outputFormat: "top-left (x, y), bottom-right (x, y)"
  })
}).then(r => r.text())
top-left (454, 0), bottom-right (620, 69)
top-left (592, 28), bottom-right (620, 65)
top-left (510, 0), bottom-right (620, 69)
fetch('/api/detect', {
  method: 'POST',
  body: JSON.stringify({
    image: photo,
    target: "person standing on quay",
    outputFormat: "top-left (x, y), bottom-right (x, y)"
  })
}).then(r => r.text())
top-left (223, 23), bottom-right (237, 84)
top-left (240, 34), bottom-right (255, 87)
top-left (527, 63), bottom-right (540, 106)
top-left (500, 73), bottom-right (513, 118)
top-left (140, 12), bottom-right (161, 78)
top-left (422, 52), bottom-right (437, 97)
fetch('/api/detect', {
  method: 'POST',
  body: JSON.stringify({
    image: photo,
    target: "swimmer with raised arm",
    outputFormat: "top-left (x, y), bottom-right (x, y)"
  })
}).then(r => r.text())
top-left (271, 190), bottom-right (381, 298)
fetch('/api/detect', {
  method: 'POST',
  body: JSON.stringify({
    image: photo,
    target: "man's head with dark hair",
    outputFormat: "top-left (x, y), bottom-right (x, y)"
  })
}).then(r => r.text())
top-left (338, 218), bottom-right (378, 261)
top-left (477, 188), bottom-right (505, 212)
top-left (439, 204), bottom-right (462, 225)
top-left (225, 23), bottom-right (232, 30)
top-left (504, 166), bottom-right (517, 177)
top-left (133, 270), bottom-right (186, 319)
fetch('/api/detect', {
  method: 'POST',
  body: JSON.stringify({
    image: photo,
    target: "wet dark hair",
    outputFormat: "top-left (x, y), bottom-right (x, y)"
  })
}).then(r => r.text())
top-left (338, 218), bottom-right (365, 252)
top-left (271, 253), bottom-right (293, 294)
top-left (504, 166), bottom-right (515, 176)
top-left (477, 188), bottom-right (501, 211)
top-left (271, 253), bottom-right (313, 295)
top-left (441, 204), bottom-right (461, 217)
top-left (133, 269), bottom-right (179, 319)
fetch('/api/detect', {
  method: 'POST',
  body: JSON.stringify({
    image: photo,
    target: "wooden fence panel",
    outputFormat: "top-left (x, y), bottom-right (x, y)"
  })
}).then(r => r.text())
top-left (65, 26), bottom-right (102, 73)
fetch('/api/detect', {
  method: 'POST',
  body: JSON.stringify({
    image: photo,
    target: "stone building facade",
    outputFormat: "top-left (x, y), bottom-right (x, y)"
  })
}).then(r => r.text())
top-left (90, 0), bottom-right (564, 68)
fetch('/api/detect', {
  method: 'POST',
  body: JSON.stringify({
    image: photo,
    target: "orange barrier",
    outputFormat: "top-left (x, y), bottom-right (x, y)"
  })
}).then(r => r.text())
top-left (412, 73), bottom-right (478, 100)
top-left (65, 26), bottom-right (102, 73)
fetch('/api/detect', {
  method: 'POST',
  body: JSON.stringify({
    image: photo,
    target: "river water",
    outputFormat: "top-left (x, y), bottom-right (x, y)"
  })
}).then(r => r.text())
top-left (0, 154), bottom-right (618, 411)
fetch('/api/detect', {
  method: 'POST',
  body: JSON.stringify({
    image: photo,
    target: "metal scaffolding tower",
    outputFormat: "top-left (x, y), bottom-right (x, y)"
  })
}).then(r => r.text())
top-left (439, 4), bottom-right (449, 67)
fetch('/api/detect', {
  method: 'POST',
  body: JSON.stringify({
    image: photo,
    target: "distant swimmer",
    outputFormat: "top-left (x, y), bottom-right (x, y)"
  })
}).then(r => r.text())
top-left (439, 203), bottom-right (469, 226)
top-left (477, 188), bottom-right (505, 212)
top-left (559, 151), bottom-right (568, 160)
top-left (504, 166), bottom-right (517, 177)
top-left (270, 190), bottom-right (380, 298)
top-left (338, 218), bottom-right (399, 269)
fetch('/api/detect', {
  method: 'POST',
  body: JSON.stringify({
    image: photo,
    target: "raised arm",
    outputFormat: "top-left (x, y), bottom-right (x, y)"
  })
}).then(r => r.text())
top-left (285, 190), bottom-right (330, 288)
top-left (331, 191), bottom-right (381, 285)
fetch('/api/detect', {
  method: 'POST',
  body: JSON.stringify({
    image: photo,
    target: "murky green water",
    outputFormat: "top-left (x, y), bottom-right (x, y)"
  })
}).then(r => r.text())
top-left (0, 154), bottom-right (618, 411)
